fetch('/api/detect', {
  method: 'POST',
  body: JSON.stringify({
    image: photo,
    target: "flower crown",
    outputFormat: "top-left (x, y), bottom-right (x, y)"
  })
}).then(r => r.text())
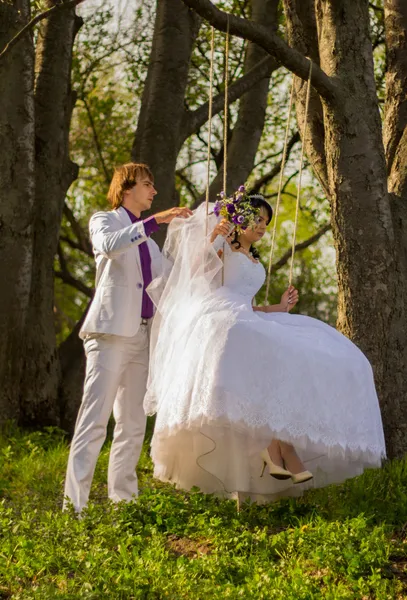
top-left (213, 185), bottom-right (261, 234)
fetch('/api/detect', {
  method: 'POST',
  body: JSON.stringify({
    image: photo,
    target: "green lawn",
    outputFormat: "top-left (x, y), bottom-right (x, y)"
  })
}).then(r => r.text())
top-left (1, 424), bottom-right (406, 599)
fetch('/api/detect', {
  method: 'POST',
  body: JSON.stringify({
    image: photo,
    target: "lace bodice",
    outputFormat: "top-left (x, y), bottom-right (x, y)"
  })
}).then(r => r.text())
top-left (222, 244), bottom-right (266, 298)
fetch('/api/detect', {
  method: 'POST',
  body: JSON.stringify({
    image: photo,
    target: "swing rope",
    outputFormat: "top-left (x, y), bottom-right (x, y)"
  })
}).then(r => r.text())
top-left (204, 23), bottom-right (313, 301)
top-left (221, 17), bottom-right (230, 284)
top-left (264, 75), bottom-right (296, 303)
top-left (205, 26), bottom-right (215, 236)
top-left (288, 61), bottom-right (313, 288)
top-left (264, 60), bottom-right (313, 302)
top-left (204, 18), bottom-right (229, 235)
top-left (223, 16), bottom-right (230, 194)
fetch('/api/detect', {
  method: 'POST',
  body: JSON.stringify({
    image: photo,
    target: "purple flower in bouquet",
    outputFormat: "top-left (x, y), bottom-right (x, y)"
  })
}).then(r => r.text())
top-left (214, 182), bottom-right (260, 234)
top-left (232, 214), bottom-right (244, 225)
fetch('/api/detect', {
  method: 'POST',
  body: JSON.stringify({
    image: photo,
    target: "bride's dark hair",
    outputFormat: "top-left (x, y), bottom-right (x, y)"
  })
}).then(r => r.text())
top-left (231, 194), bottom-right (273, 260)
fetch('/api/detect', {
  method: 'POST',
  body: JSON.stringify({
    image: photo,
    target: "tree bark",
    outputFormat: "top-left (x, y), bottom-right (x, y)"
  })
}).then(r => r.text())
top-left (59, 300), bottom-right (91, 434)
top-left (132, 0), bottom-right (201, 240)
top-left (314, 0), bottom-right (400, 454)
top-left (181, 55), bottom-right (276, 143)
top-left (58, 1), bottom-right (277, 426)
top-left (203, 0), bottom-right (279, 200)
top-left (0, 0), bottom-right (86, 59)
top-left (61, 0), bottom-right (201, 429)
top-left (283, 0), bottom-right (328, 192)
top-left (383, 0), bottom-right (407, 175)
top-left (183, 0), bottom-right (407, 457)
top-left (181, 0), bottom-right (338, 102)
top-left (382, 0), bottom-right (407, 456)
top-left (0, 1), bottom-right (35, 425)
top-left (17, 0), bottom-right (81, 427)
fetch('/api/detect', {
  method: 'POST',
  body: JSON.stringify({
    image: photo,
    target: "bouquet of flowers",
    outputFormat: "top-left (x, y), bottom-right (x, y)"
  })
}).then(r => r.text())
top-left (213, 185), bottom-right (260, 234)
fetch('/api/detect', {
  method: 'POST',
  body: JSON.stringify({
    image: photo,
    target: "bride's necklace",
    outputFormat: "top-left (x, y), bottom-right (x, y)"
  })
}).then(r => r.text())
top-left (234, 244), bottom-right (259, 263)
top-left (239, 246), bottom-right (252, 257)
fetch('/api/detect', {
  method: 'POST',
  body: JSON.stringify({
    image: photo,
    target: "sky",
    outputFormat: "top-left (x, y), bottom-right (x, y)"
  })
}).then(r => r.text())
top-left (78, 0), bottom-right (142, 23)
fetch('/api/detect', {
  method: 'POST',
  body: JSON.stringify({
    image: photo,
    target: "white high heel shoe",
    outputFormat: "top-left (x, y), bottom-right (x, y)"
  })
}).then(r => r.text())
top-left (290, 470), bottom-right (313, 484)
top-left (260, 449), bottom-right (292, 480)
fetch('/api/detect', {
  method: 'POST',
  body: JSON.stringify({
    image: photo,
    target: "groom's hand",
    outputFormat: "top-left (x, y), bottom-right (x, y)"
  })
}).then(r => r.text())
top-left (154, 207), bottom-right (192, 224)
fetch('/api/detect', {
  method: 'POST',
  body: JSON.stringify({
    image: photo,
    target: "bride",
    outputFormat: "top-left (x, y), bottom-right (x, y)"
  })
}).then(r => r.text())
top-left (144, 195), bottom-right (386, 502)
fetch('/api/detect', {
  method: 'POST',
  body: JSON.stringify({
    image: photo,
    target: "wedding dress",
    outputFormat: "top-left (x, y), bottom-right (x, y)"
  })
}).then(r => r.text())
top-left (144, 203), bottom-right (386, 502)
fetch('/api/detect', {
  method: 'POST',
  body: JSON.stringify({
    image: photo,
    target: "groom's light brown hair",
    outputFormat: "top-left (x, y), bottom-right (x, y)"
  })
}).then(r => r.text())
top-left (107, 163), bottom-right (154, 209)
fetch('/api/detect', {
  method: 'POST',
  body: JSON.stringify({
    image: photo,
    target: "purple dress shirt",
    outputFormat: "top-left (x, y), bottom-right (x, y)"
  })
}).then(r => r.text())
top-left (123, 207), bottom-right (159, 319)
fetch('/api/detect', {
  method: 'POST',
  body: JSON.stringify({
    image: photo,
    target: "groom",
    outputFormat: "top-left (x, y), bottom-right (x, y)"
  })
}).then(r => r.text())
top-left (64, 162), bottom-right (191, 513)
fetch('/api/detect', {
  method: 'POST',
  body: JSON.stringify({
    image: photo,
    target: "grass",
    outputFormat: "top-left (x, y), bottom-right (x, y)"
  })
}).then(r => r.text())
top-left (0, 423), bottom-right (407, 599)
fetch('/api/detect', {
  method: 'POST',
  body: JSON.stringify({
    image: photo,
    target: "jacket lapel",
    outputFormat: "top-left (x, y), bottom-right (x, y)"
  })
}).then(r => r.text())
top-left (116, 205), bottom-right (132, 227)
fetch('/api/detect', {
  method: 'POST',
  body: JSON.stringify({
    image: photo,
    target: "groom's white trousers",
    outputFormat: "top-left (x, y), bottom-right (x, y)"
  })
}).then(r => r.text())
top-left (64, 324), bottom-right (149, 513)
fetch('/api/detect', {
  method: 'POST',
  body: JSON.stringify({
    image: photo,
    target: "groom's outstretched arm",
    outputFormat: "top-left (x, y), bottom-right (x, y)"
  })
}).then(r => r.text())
top-left (90, 212), bottom-right (153, 259)
top-left (91, 206), bottom-right (192, 260)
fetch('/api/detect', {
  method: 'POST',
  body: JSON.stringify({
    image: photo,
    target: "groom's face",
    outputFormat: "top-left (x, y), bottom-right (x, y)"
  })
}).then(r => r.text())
top-left (125, 177), bottom-right (157, 213)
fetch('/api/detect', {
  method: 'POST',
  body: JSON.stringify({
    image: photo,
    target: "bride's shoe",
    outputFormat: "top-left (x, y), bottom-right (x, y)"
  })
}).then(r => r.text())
top-left (279, 443), bottom-right (313, 484)
top-left (260, 449), bottom-right (292, 480)
top-left (291, 470), bottom-right (313, 484)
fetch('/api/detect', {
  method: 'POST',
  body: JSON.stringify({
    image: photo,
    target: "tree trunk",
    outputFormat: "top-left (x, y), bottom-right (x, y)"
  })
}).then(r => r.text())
top-left (57, 1), bottom-right (201, 430)
top-left (181, 0), bottom-right (407, 457)
top-left (59, 0), bottom-right (278, 427)
top-left (382, 0), bottom-right (407, 457)
top-left (132, 0), bottom-right (201, 243)
top-left (314, 0), bottom-right (400, 454)
top-left (59, 300), bottom-right (91, 434)
top-left (205, 0), bottom-right (278, 199)
top-left (283, 0), bottom-right (328, 192)
top-left (18, 1), bottom-right (81, 427)
top-left (0, 1), bottom-right (35, 425)
top-left (383, 0), bottom-right (407, 173)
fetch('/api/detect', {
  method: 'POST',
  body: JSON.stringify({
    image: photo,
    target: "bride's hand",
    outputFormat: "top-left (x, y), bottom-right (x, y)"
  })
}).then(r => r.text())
top-left (210, 219), bottom-right (234, 243)
top-left (280, 286), bottom-right (299, 312)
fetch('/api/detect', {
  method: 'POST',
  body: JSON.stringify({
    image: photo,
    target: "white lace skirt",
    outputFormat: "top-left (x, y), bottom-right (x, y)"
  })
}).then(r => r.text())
top-left (147, 291), bottom-right (386, 501)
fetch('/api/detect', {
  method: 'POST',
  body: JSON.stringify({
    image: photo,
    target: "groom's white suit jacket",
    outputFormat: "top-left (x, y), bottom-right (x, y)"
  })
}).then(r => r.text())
top-left (80, 206), bottom-right (162, 340)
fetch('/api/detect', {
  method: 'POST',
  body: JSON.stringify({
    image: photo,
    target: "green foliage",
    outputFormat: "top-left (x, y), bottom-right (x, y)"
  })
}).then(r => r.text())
top-left (56, 2), bottom-right (390, 337)
top-left (1, 427), bottom-right (406, 599)
top-left (56, 2), bottom-right (155, 338)
top-left (369, 1), bottom-right (386, 106)
top-left (178, 17), bottom-right (338, 322)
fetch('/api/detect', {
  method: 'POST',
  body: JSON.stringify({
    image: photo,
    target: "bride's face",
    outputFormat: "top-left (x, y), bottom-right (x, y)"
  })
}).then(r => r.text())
top-left (239, 206), bottom-right (269, 244)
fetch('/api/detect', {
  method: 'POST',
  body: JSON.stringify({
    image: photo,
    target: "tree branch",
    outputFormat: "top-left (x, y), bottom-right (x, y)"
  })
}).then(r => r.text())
top-left (59, 235), bottom-right (91, 256)
top-left (249, 132), bottom-right (300, 192)
top-left (0, 0), bottom-right (87, 60)
top-left (82, 97), bottom-right (112, 185)
top-left (54, 299), bottom-right (77, 330)
top-left (63, 202), bottom-right (93, 256)
top-left (56, 244), bottom-right (93, 298)
top-left (176, 170), bottom-right (200, 202)
top-left (255, 146), bottom-right (294, 168)
top-left (181, 0), bottom-right (338, 103)
top-left (182, 55), bottom-right (276, 141)
top-left (263, 165), bottom-right (306, 200)
top-left (270, 223), bottom-right (331, 274)
top-left (55, 269), bottom-right (93, 298)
